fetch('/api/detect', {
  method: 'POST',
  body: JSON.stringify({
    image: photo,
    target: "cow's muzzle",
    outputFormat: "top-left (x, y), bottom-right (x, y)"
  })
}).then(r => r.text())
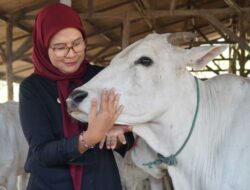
top-left (66, 90), bottom-right (88, 113)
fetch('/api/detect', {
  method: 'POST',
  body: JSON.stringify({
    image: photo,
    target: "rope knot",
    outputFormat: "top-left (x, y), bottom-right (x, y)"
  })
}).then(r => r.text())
top-left (158, 153), bottom-right (177, 166)
top-left (143, 153), bottom-right (178, 169)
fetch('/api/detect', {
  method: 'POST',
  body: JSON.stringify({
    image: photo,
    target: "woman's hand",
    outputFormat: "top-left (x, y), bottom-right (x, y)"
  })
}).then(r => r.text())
top-left (83, 88), bottom-right (124, 146)
top-left (99, 125), bottom-right (132, 150)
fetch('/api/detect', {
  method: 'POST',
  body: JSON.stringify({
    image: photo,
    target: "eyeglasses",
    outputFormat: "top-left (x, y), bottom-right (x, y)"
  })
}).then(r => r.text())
top-left (49, 38), bottom-right (85, 58)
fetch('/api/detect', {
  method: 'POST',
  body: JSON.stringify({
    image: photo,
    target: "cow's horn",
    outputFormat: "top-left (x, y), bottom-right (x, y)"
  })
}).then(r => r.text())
top-left (167, 32), bottom-right (196, 46)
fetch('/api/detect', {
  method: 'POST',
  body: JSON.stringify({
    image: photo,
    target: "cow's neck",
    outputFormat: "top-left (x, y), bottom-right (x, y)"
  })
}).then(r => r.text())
top-left (133, 74), bottom-right (201, 187)
top-left (133, 73), bottom-right (199, 158)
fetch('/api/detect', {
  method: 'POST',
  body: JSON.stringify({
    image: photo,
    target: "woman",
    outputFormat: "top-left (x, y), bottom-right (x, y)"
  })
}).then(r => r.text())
top-left (19, 3), bottom-right (134, 190)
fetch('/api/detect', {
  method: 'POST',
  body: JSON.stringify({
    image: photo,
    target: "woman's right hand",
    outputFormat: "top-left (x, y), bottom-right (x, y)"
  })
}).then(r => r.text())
top-left (83, 88), bottom-right (124, 146)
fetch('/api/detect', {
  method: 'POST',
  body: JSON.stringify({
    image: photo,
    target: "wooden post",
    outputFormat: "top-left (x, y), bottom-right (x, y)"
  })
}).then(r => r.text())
top-left (122, 14), bottom-right (130, 49)
top-left (170, 0), bottom-right (176, 16)
top-left (0, 46), bottom-right (6, 64)
top-left (228, 45), bottom-right (237, 74)
top-left (238, 13), bottom-right (246, 76)
top-left (0, 53), bottom-right (4, 64)
top-left (87, 0), bottom-right (94, 16)
top-left (6, 21), bottom-right (14, 101)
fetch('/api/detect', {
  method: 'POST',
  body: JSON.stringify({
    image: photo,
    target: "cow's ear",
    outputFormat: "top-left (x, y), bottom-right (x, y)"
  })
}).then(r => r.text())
top-left (185, 46), bottom-right (228, 70)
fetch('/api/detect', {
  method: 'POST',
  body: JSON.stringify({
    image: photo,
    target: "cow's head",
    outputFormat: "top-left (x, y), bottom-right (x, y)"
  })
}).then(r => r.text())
top-left (67, 32), bottom-right (227, 125)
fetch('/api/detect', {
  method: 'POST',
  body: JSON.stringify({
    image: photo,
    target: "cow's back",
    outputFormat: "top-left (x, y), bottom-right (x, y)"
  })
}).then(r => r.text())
top-left (0, 101), bottom-right (28, 189)
top-left (0, 102), bottom-right (15, 185)
top-left (2, 102), bottom-right (28, 173)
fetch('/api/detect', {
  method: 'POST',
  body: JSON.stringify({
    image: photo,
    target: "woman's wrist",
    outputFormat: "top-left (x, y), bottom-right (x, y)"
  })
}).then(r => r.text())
top-left (78, 131), bottom-right (95, 153)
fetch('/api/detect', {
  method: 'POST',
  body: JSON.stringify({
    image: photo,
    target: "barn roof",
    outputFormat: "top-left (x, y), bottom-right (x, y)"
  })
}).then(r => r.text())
top-left (0, 0), bottom-right (249, 85)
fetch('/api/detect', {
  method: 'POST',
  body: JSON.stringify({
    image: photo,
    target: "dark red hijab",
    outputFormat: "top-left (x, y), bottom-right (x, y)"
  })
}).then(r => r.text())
top-left (32, 3), bottom-right (87, 190)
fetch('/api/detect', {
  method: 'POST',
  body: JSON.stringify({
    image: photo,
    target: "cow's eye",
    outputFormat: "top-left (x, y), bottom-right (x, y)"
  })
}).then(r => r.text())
top-left (134, 56), bottom-right (153, 67)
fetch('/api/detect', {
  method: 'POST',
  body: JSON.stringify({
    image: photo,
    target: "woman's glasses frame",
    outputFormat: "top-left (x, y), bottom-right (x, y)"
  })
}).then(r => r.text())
top-left (49, 37), bottom-right (85, 58)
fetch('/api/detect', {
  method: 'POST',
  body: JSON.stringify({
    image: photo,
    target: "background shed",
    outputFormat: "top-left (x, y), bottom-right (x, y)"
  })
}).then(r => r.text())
top-left (0, 0), bottom-right (249, 101)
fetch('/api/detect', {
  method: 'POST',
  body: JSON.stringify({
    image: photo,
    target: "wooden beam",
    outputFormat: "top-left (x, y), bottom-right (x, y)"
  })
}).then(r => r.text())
top-left (11, 36), bottom-right (32, 62)
top-left (93, 0), bottom-right (134, 13)
top-left (134, 0), bottom-right (152, 29)
top-left (87, 23), bottom-right (122, 38)
top-left (205, 65), bottom-right (219, 75)
top-left (77, 0), bottom-right (134, 17)
top-left (5, 22), bottom-right (14, 100)
top-left (90, 25), bottom-right (235, 61)
top-left (0, 72), bottom-right (24, 83)
top-left (88, 17), bottom-right (238, 55)
top-left (224, 0), bottom-right (242, 13)
top-left (142, 0), bottom-right (161, 32)
top-left (87, 18), bottom-right (146, 39)
top-left (95, 28), bottom-right (155, 62)
top-left (21, 57), bottom-right (33, 64)
top-left (87, 41), bottom-right (121, 51)
top-left (12, 65), bottom-right (33, 75)
top-left (202, 17), bottom-right (228, 40)
top-left (89, 45), bottom-right (113, 63)
top-left (86, 20), bottom-right (112, 42)
top-left (85, 20), bottom-right (122, 53)
top-left (140, 0), bottom-right (151, 9)
top-left (201, 12), bottom-right (250, 52)
top-left (212, 60), bottom-right (222, 71)
top-left (17, 0), bottom-right (57, 14)
top-left (80, 7), bottom-right (250, 20)
top-left (0, 34), bottom-right (30, 45)
top-left (0, 14), bottom-right (32, 33)
top-left (13, 0), bottom-right (58, 20)
top-left (195, 28), bottom-right (211, 43)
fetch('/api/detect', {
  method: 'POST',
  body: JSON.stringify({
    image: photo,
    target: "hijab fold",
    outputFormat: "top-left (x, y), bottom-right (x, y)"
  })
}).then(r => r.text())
top-left (32, 3), bottom-right (87, 190)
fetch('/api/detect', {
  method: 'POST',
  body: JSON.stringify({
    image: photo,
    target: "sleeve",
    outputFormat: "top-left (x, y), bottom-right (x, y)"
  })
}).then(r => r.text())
top-left (115, 132), bottom-right (134, 157)
top-left (19, 78), bottom-right (95, 166)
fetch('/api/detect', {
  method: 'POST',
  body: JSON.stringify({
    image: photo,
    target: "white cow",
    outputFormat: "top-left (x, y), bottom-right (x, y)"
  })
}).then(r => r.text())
top-left (67, 32), bottom-right (250, 190)
top-left (0, 102), bottom-right (29, 190)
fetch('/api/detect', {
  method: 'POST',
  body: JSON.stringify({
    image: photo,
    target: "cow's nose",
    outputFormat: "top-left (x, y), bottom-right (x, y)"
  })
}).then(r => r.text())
top-left (70, 90), bottom-right (88, 104)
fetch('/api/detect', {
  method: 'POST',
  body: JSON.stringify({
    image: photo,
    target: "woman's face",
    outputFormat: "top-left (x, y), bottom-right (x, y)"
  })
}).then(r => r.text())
top-left (48, 28), bottom-right (86, 74)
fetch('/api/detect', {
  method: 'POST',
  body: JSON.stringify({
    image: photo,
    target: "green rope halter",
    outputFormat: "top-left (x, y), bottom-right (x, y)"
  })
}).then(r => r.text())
top-left (143, 77), bottom-right (200, 168)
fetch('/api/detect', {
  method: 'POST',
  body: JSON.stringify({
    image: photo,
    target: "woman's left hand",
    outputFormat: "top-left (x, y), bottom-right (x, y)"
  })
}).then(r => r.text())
top-left (99, 125), bottom-right (132, 150)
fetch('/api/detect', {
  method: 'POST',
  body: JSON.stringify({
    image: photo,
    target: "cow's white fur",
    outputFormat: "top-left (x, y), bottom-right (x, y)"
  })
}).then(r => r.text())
top-left (114, 137), bottom-right (168, 190)
top-left (0, 102), bottom-right (29, 190)
top-left (68, 33), bottom-right (250, 190)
